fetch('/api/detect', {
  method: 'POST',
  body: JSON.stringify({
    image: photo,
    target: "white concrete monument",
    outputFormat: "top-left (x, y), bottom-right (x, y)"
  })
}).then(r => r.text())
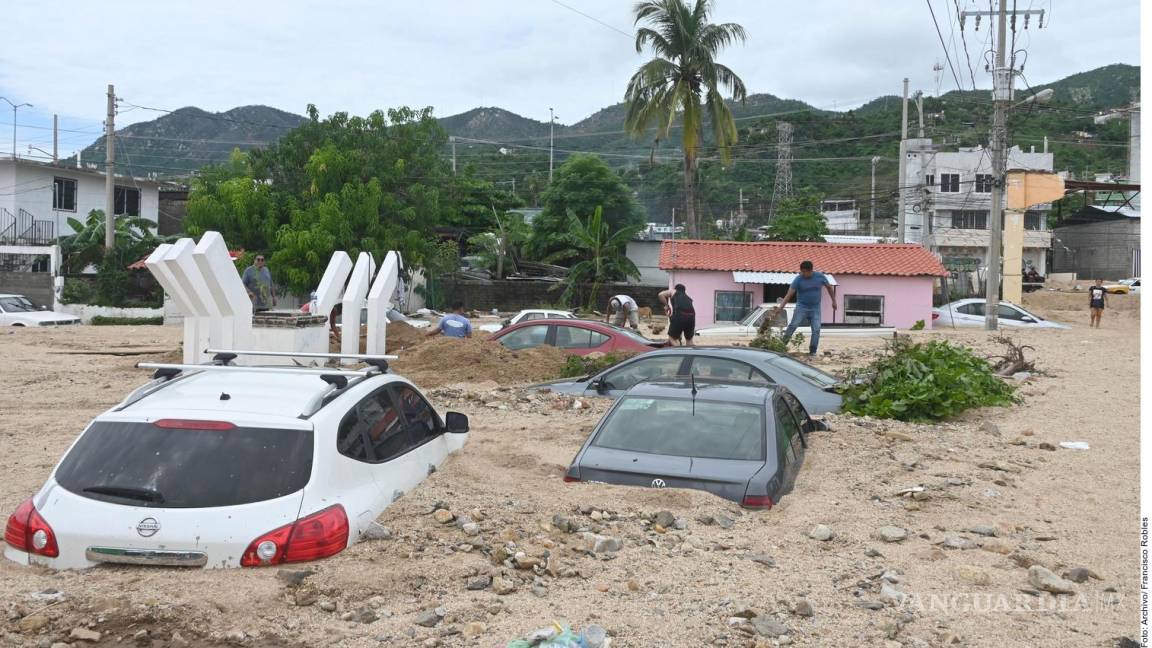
top-left (366, 250), bottom-right (401, 355)
top-left (314, 251), bottom-right (353, 325)
top-left (192, 231), bottom-right (253, 353)
top-left (340, 252), bottom-right (377, 363)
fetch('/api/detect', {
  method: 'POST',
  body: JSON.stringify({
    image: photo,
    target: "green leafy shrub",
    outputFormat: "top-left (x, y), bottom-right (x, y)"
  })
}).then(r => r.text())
top-left (910, 319), bottom-right (926, 331)
top-left (90, 316), bottom-right (164, 326)
top-left (749, 328), bottom-right (805, 354)
top-left (840, 339), bottom-right (1016, 421)
top-left (59, 279), bottom-right (93, 305)
top-left (559, 352), bottom-right (634, 378)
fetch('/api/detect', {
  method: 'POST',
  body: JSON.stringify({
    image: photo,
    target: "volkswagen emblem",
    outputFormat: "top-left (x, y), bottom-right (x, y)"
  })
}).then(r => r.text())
top-left (650, 478), bottom-right (667, 488)
top-left (136, 518), bottom-right (160, 538)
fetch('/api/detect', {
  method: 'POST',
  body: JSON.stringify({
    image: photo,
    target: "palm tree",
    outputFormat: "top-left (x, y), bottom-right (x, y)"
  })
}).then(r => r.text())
top-left (624, 0), bottom-right (747, 238)
top-left (555, 207), bottom-right (643, 309)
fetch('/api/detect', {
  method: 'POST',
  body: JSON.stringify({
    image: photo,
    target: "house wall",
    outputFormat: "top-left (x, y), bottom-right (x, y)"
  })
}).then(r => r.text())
top-left (1052, 218), bottom-right (1141, 279)
top-left (1, 162), bottom-right (160, 238)
top-left (625, 240), bottom-right (669, 286)
top-left (665, 269), bottom-right (936, 329)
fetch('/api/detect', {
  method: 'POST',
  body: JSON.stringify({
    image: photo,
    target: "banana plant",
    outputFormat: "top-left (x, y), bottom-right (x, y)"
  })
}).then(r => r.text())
top-left (59, 209), bottom-right (161, 273)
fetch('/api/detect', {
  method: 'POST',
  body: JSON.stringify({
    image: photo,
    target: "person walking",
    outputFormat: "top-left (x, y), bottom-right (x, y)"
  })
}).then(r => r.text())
top-left (606, 294), bottom-right (640, 330)
top-left (659, 284), bottom-right (695, 346)
top-left (427, 301), bottom-right (473, 338)
top-left (770, 260), bottom-right (836, 357)
top-left (242, 254), bottom-right (276, 312)
top-left (1088, 279), bottom-right (1108, 328)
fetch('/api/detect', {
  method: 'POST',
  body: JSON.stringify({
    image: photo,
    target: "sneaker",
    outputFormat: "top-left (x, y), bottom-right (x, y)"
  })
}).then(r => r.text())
top-left (807, 351), bottom-right (817, 358)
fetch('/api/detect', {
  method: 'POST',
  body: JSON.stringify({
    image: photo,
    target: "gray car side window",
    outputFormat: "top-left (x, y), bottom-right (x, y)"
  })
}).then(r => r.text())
top-left (601, 356), bottom-right (685, 391)
top-left (688, 357), bottom-right (772, 384)
top-left (337, 390), bottom-right (404, 463)
top-left (773, 400), bottom-right (800, 465)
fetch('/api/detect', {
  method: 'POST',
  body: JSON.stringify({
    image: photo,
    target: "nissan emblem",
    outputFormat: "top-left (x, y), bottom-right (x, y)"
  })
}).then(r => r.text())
top-left (136, 517), bottom-right (160, 537)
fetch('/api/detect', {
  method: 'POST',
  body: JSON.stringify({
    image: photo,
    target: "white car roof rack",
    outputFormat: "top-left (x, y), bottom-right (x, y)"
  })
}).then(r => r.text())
top-left (203, 349), bottom-right (397, 373)
top-left (136, 363), bottom-right (375, 377)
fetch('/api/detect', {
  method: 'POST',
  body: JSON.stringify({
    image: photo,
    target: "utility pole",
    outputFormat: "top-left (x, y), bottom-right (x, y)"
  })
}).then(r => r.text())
top-left (548, 107), bottom-right (556, 182)
top-left (449, 136), bottom-right (457, 175)
top-left (52, 114), bottom-right (58, 164)
top-left (961, 0), bottom-right (1044, 330)
top-left (896, 78), bottom-right (909, 242)
top-left (1, 97), bottom-right (33, 161)
top-left (915, 91), bottom-right (926, 138)
top-left (104, 84), bottom-right (116, 252)
top-left (870, 156), bottom-right (881, 236)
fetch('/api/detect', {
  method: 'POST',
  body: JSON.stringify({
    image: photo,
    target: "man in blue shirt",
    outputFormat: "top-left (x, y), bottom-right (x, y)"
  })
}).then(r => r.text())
top-left (770, 260), bottom-right (837, 357)
top-left (427, 301), bottom-right (473, 339)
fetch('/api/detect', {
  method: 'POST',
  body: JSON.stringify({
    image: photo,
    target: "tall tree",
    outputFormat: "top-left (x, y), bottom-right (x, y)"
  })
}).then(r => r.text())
top-left (527, 154), bottom-right (644, 261)
top-left (624, 0), bottom-right (747, 238)
top-left (763, 189), bottom-right (828, 242)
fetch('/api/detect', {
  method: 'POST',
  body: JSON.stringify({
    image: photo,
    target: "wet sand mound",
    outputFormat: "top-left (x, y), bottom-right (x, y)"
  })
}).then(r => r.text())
top-left (391, 336), bottom-right (570, 387)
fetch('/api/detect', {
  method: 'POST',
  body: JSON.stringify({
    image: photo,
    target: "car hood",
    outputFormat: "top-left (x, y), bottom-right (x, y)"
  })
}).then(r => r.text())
top-left (528, 377), bottom-right (589, 394)
top-left (8, 311), bottom-right (80, 324)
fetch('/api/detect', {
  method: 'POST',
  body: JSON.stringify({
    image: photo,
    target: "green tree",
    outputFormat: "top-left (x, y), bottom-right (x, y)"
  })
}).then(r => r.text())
top-left (556, 206), bottom-right (643, 309)
top-left (624, 0), bottom-right (747, 238)
top-left (528, 154), bottom-right (644, 261)
top-left (764, 190), bottom-right (828, 242)
top-left (60, 209), bottom-right (161, 274)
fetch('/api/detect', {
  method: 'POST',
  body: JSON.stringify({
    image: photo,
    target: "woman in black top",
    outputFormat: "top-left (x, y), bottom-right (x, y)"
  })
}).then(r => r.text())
top-left (659, 284), bottom-right (696, 346)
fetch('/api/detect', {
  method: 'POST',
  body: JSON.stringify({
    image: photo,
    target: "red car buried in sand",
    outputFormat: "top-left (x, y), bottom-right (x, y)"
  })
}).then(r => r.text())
top-left (490, 319), bottom-right (667, 356)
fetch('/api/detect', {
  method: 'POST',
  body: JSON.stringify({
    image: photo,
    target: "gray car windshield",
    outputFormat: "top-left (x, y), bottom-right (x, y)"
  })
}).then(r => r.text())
top-left (771, 356), bottom-right (841, 387)
top-left (592, 396), bottom-right (764, 461)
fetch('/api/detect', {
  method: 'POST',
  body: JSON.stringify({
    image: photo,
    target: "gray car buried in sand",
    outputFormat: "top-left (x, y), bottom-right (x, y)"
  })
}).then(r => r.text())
top-left (535, 346), bottom-right (845, 415)
top-left (562, 380), bottom-right (821, 509)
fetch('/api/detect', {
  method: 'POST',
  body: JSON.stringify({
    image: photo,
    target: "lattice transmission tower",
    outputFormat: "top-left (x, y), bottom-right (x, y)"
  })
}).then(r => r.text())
top-left (768, 121), bottom-right (793, 220)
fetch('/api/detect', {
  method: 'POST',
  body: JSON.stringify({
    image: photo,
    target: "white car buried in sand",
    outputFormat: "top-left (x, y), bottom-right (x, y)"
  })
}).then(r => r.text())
top-left (694, 303), bottom-right (896, 338)
top-left (478, 308), bottom-right (577, 333)
top-left (4, 351), bottom-right (468, 570)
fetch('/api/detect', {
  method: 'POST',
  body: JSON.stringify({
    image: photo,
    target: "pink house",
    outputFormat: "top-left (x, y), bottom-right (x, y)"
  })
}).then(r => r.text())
top-left (658, 240), bottom-right (949, 329)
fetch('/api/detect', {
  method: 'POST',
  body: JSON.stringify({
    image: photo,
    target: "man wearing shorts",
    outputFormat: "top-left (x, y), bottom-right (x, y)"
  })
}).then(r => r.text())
top-left (1088, 279), bottom-right (1107, 328)
top-left (659, 284), bottom-right (695, 346)
top-left (606, 294), bottom-right (640, 330)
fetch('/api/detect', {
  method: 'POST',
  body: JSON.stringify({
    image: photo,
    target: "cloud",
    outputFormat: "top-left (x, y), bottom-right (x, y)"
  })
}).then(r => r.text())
top-left (0, 0), bottom-right (1139, 155)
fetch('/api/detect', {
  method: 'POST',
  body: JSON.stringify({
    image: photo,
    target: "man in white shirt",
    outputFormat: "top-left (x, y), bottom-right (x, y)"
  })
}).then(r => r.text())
top-left (606, 294), bottom-right (640, 330)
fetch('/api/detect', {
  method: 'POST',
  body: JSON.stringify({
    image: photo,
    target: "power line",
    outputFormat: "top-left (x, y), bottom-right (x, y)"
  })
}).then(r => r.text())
top-left (548, 0), bottom-right (633, 38)
top-left (955, 0), bottom-right (980, 89)
top-left (927, 0), bottom-right (966, 92)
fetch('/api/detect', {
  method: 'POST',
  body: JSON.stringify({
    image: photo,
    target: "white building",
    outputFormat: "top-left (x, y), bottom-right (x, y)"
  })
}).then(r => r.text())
top-left (902, 139), bottom-right (1054, 276)
top-left (0, 158), bottom-right (163, 245)
top-left (820, 199), bottom-right (860, 232)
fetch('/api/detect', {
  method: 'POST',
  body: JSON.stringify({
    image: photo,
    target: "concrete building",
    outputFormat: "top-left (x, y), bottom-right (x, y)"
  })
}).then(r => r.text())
top-left (0, 158), bottom-right (163, 245)
top-left (901, 140), bottom-right (1054, 288)
top-left (625, 239), bottom-right (670, 287)
top-left (820, 199), bottom-right (860, 232)
top-left (657, 240), bottom-right (948, 328)
top-left (1052, 206), bottom-right (1140, 280)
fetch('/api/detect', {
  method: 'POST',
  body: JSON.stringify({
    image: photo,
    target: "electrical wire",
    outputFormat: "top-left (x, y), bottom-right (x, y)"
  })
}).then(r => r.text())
top-left (928, 0), bottom-right (966, 92)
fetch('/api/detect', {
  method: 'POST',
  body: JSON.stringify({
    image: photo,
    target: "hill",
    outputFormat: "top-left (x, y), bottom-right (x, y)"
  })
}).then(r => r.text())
top-left (75, 105), bottom-right (307, 178)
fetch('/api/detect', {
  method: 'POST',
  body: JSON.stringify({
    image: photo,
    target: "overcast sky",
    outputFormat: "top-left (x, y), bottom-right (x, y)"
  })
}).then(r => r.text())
top-left (0, 0), bottom-right (1140, 157)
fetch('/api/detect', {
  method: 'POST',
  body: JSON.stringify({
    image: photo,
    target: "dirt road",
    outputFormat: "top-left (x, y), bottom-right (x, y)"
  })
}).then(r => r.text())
top-left (0, 295), bottom-right (1139, 646)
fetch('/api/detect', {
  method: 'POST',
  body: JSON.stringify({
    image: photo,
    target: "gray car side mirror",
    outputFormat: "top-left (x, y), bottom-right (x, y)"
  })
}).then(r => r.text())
top-left (589, 378), bottom-right (608, 394)
top-left (445, 412), bottom-right (469, 434)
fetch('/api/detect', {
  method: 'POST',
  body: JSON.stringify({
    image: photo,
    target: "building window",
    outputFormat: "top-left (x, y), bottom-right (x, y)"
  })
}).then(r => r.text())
top-left (843, 295), bottom-right (884, 325)
top-left (114, 186), bottom-right (141, 216)
top-left (951, 210), bottom-right (988, 229)
top-left (925, 174), bottom-right (935, 189)
top-left (1024, 211), bottom-right (1044, 230)
top-left (939, 173), bottom-right (960, 192)
top-left (975, 174), bottom-right (994, 193)
top-left (53, 177), bottom-right (77, 212)
top-left (714, 290), bottom-right (752, 322)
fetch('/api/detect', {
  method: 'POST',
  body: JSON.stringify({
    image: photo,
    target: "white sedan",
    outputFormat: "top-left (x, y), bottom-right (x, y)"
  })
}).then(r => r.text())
top-left (933, 299), bottom-right (1070, 329)
top-left (478, 308), bottom-right (576, 333)
top-left (4, 355), bottom-right (468, 569)
top-left (0, 294), bottom-right (80, 326)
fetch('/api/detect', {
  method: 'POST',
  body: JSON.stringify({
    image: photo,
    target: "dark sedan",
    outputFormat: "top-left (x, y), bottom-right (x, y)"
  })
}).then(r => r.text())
top-left (490, 318), bottom-right (667, 356)
top-left (563, 380), bottom-right (818, 509)
top-left (536, 346), bottom-right (844, 415)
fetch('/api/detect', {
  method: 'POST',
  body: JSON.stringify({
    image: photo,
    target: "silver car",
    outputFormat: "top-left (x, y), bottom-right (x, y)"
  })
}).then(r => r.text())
top-left (563, 380), bottom-right (818, 509)
top-left (537, 346), bottom-right (844, 415)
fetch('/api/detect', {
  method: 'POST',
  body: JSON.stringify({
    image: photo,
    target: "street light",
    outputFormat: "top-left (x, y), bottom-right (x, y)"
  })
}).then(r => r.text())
top-left (0, 97), bottom-right (33, 161)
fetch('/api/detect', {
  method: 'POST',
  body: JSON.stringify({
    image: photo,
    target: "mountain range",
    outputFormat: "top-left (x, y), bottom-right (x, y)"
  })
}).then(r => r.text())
top-left (76, 63), bottom-right (1139, 181)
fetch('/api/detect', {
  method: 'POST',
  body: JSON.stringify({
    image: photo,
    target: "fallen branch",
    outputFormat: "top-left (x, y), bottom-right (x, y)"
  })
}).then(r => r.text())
top-left (988, 335), bottom-right (1036, 376)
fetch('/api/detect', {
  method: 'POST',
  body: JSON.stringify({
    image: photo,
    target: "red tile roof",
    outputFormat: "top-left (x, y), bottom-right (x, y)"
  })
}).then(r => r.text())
top-left (658, 240), bottom-right (948, 277)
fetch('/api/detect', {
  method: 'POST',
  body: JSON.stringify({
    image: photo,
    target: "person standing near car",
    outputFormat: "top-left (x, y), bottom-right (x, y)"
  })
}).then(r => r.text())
top-left (659, 284), bottom-right (695, 346)
top-left (242, 254), bottom-right (276, 312)
top-left (606, 294), bottom-right (640, 330)
top-left (770, 260), bottom-right (836, 357)
top-left (1088, 279), bottom-right (1108, 328)
top-left (427, 301), bottom-right (473, 338)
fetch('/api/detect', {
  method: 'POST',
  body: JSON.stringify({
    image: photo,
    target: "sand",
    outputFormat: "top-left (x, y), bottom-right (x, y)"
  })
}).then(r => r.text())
top-left (0, 293), bottom-right (1139, 647)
